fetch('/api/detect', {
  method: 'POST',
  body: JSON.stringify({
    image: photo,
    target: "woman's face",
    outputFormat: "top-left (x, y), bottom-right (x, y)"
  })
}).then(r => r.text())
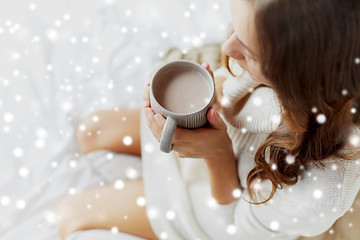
top-left (222, 0), bottom-right (272, 87)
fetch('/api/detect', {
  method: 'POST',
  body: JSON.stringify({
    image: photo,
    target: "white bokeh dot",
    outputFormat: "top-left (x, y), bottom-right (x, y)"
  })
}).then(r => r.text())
top-left (79, 124), bottom-right (86, 131)
top-left (92, 57), bottom-right (99, 64)
top-left (166, 210), bottom-right (176, 220)
top-left (184, 11), bottom-right (191, 18)
top-left (136, 197), bottom-right (146, 206)
top-left (19, 167), bottom-right (29, 178)
top-left (349, 135), bottom-right (359, 146)
top-left (126, 85), bottom-right (133, 92)
top-left (114, 179), bottom-right (125, 190)
top-left (4, 112), bottom-right (14, 122)
top-left (29, 3), bottom-right (37, 10)
top-left (16, 199), bottom-right (26, 209)
top-left (355, 57), bottom-right (360, 64)
top-left (331, 164), bottom-right (338, 171)
top-left (111, 226), bottom-right (118, 234)
top-left (35, 139), bottom-right (45, 148)
top-left (68, 188), bottom-right (76, 195)
top-left (226, 225), bottom-right (236, 234)
top-left (285, 154), bottom-right (295, 164)
top-left (253, 96), bottom-right (262, 106)
top-left (14, 147), bottom-right (23, 158)
top-left (92, 115), bottom-right (99, 122)
top-left (1, 196), bottom-right (10, 206)
top-left (316, 114), bottom-right (326, 124)
top-left (123, 136), bottom-right (133, 146)
top-left (126, 167), bottom-right (139, 179)
top-left (161, 32), bottom-right (168, 38)
top-left (145, 143), bottom-right (154, 152)
top-left (106, 153), bottom-right (114, 159)
top-left (313, 189), bottom-right (323, 199)
top-left (269, 221), bottom-right (280, 231)
top-left (160, 232), bottom-right (168, 239)
top-left (69, 160), bottom-right (77, 168)
top-left (147, 207), bottom-right (159, 219)
top-left (232, 188), bottom-right (242, 198)
top-left (46, 29), bottom-right (59, 41)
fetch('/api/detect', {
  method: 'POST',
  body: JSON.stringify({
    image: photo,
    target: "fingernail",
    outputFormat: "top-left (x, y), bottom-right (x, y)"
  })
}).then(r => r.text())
top-left (143, 100), bottom-right (147, 107)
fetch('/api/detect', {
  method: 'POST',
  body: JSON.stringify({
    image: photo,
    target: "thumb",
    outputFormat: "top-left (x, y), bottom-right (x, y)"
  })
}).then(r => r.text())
top-left (207, 107), bottom-right (226, 130)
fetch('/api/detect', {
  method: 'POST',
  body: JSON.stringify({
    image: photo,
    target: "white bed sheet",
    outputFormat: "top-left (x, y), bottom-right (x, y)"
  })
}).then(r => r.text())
top-left (0, 0), bottom-right (230, 239)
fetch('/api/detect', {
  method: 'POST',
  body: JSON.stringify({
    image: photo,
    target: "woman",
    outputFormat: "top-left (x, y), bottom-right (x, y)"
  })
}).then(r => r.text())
top-left (56, 0), bottom-right (360, 239)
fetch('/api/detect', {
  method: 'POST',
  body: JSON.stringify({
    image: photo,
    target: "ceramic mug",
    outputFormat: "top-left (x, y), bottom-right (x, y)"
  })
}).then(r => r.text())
top-left (150, 60), bottom-right (215, 153)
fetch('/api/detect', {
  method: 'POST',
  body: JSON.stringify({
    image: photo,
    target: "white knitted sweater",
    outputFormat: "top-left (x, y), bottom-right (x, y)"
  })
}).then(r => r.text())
top-left (140, 61), bottom-right (360, 240)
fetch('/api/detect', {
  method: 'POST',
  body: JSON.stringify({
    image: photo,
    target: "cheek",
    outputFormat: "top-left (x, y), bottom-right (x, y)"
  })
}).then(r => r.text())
top-left (249, 65), bottom-right (271, 86)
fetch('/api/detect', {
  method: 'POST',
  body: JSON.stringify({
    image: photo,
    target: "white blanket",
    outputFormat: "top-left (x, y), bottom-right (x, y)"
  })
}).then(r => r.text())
top-left (0, 0), bottom-right (230, 239)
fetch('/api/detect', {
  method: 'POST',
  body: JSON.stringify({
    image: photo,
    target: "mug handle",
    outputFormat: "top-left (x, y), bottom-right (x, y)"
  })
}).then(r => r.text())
top-left (160, 116), bottom-right (177, 153)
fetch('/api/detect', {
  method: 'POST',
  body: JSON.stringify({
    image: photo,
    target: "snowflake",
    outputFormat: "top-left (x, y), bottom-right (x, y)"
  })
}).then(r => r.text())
top-left (160, 232), bottom-right (168, 239)
top-left (269, 220), bottom-right (280, 231)
top-left (46, 29), bottom-right (59, 41)
top-left (114, 179), bottom-right (125, 190)
top-left (126, 167), bottom-right (139, 179)
top-left (147, 207), bottom-right (159, 219)
top-left (13, 147), bottom-right (23, 158)
top-left (29, 3), bottom-right (36, 10)
top-left (313, 189), bottom-right (323, 199)
top-left (285, 154), bottom-right (295, 164)
top-left (68, 188), bottom-right (76, 195)
top-left (4, 112), bottom-right (14, 122)
top-left (123, 136), bottom-right (133, 146)
top-left (226, 224), bottom-right (236, 234)
top-left (16, 199), bottom-right (26, 209)
top-left (213, 3), bottom-right (220, 10)
top-left (349, 135), bottom-right (359, 146)
top-left (232, 188), bottom-right (242, 198)
top-left (69, 160), bottom-right (77, 168)
top-left (316, 114), bottom-right (326, 124)
top-left (111, 226), bottom-right (118, 234)
top-left (106, 153), bottom-right (114, 159)
top-left (252, 96), bottom-right (262, 106)
top-left (43, 210), bottom-right (56, 224)
top-left (271, 163), bottom-right (277, 170)
top-left (1, 196), bottom-right (10, 206)
top-left (19, 167), bottom-right (29, 178)
top-left (92, 57), bottom-right (99, 64)
top-left (136, 197), bottom-right (146, 207)
top-left (166, 210), bottom-right (176, 220)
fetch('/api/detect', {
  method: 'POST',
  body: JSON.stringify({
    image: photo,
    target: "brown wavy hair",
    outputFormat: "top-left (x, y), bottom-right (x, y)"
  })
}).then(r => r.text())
top-left (223, 0), bottom-right (360, 203)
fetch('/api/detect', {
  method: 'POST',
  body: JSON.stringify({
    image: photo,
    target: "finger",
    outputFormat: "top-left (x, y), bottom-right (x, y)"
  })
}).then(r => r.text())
top-left (144, 107), bottom-right (162, 142)
top-left (206, 107), bottom-right (227, 130)
top-left (154, 114), bottom-right (166, 128)
top-left (143, 85), bottom-right (150, 108)
top-left (202, 62), bottom-right (214, 79)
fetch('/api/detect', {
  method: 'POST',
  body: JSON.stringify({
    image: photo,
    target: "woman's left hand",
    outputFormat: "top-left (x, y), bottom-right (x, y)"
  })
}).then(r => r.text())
top-left (143, 105), bottom-right (234, 159)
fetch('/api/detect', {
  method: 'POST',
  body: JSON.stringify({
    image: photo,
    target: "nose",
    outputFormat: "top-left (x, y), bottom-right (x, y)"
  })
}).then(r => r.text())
top-left (221, 33), bottom-right (244, 60)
